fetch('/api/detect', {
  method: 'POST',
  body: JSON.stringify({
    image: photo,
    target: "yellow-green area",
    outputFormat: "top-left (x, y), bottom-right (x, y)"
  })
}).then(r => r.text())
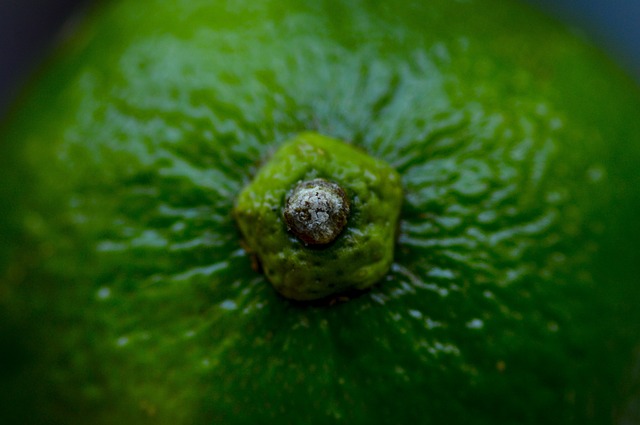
top-left (1, 0), bottom-right (640, 424)
top-left (234, 133), bottom-right (402, 300)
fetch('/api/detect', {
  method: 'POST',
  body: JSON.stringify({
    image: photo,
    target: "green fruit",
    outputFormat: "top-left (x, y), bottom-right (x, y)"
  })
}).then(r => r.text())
top-left (2, 0), bottom-right (640, 424)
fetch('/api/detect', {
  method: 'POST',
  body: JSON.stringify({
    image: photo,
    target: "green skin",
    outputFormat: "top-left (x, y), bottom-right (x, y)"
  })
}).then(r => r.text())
top-left (234, 133), bottom-right (402, 301)
top-left (2, 0), bottom-right (640, 424)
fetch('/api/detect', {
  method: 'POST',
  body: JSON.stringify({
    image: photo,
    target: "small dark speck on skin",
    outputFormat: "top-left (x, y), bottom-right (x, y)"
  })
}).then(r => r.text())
top-left (328, 296), bottom-right (351, 306)
top-left (250, 255), bottom-right (261, 273)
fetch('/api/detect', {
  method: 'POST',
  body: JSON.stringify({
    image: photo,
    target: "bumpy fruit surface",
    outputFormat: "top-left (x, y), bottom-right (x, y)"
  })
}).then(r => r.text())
top-left (234, 133), bottom-right (402, 301)
top-left (1, 0), bottom-right (640, 424)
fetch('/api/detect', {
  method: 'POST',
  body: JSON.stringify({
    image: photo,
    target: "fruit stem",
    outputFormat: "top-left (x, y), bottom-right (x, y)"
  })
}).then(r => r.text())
top-left (283, 178), bottom-right (350, 246)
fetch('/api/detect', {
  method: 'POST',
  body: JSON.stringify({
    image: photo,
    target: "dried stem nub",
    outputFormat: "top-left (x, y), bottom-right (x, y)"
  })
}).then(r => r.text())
top-left (284, 178), bottom-right (350, 246)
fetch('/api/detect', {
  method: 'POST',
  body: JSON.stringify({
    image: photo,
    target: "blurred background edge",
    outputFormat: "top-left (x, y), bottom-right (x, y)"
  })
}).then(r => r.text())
top-left (1, 0), bottom-right (639, 116)
top-left (0, 0), bottom-right (639, 423)
top-left (1, 0), bottom-right (640, 117)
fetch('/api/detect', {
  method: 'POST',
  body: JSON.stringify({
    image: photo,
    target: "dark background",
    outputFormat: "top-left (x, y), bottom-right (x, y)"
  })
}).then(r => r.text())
top-left (0, 0), bottom-right (90, 115)
top-left (1, 0), bottom-right (640, 116)
top-left (526, 0), bottom-right (640, 79)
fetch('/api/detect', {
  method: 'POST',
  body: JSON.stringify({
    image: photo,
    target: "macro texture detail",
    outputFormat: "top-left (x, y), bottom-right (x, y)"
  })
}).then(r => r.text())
top-left (234, 133), bottom-right (402, 301)
top-left (284, 178), bottom-right (350, 246)
top-left (1, 0), bottom-right (640, 424)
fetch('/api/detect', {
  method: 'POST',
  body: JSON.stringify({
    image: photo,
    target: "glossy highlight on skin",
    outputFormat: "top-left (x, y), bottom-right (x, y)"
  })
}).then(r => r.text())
top-left (1, 0), bottom-right (640, 424)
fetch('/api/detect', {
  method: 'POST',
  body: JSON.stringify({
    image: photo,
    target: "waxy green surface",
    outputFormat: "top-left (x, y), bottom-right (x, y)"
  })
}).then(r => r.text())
top-left (2, 0), bottom-right (640, 424)
top-left (234, 133), bottom-right (402, 300)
